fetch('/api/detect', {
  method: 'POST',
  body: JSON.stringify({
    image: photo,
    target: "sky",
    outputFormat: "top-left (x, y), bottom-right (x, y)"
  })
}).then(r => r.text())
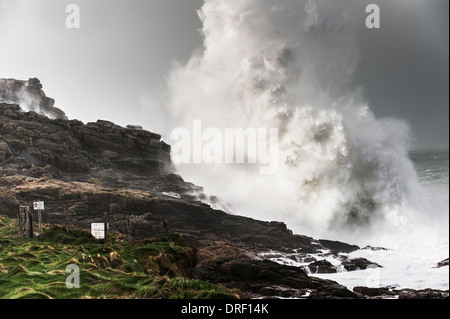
top-left (0, 0), bottom-right (448, 148)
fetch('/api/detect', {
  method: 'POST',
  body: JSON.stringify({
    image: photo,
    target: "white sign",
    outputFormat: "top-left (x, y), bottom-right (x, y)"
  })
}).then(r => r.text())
top-left (33, 201), bottom-right (44, 210)
top-left (91, 223), bottom-right (109, 239)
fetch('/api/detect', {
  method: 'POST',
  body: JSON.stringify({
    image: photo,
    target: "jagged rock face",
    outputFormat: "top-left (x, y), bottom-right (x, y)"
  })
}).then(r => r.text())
top-left (0, 78), bottom-right (67, 120)
top-left (0, 103), bottom-right (173, 183)
top-left (1, 81), bottom-right (446, 299)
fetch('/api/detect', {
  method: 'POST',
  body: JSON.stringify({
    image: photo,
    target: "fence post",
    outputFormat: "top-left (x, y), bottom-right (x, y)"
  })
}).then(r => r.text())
top-left (161, 217), bottom-right (172, 242)
top-left (104, 212), bottom-right (108, 244)
top-left (21, 206), bottom-right (33, 238)
top-left (126, 215), bottom-right (132, 241)
top-left (18, 206), bottom-right (24, 238)
top-left (38, 209), bottom-right (43, 233)
top-left (64, 208), bottom-right (72, 232)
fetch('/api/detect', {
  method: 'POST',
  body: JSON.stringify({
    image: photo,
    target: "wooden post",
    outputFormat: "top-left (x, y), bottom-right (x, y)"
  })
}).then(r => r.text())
top-left (38, 209), bottom-right (43, 233)
top-left (126, 215), bottom-right (132, 241)
top-left (23, 206), bottom-right (33, 238)
top-left (161, 217), bottom-right (172, 242)
top-left (64, 208), bottom-right (72, 232)
top-left (18, 206), bottom-right (25, 238)
top-left (18, 206), bottom-right (33, 239)
top-left (103, 212), bottom-right (108, 244)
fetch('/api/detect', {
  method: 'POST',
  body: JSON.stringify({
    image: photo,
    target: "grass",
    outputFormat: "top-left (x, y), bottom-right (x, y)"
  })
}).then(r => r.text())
top-left (0, 215), bottom-right (237, 299)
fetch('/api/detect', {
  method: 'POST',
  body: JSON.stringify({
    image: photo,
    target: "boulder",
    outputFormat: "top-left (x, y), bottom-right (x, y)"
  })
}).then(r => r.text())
top-left (436, 258), bottom-right (449, 268)
top-left (353, 286), bottom-right (394, 297)
top-left (398, 289), bottom-right (449, 299)
top-left (318, 239), bottom-right (360, 253)
top-left (308, 260), bottom-right (337, 273)
top-left (0, 78), bottom-right (67, 120)
top-left (342, 258), bottom-right (382, 271)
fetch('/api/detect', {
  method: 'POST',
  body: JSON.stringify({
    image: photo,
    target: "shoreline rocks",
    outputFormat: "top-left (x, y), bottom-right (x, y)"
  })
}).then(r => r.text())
top-left (437, 258), bottom-right (449, 268)
top-left (353, 286), bottom-right (449, 299)
top-left (0, 78), bottom-right (67, 120)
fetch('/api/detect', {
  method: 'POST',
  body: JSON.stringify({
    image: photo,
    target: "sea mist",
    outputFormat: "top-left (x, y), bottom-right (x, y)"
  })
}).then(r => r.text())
top-left (163, 0), bottom-right (447, 247)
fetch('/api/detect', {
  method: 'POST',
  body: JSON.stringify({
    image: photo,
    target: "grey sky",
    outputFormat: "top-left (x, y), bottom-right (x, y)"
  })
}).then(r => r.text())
top-left (0, 0), bottom-right (448, 148)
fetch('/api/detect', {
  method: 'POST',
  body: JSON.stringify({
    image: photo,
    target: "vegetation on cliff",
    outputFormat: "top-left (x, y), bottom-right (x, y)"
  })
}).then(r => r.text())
top-left (0, 215), bottom-right (237, 299)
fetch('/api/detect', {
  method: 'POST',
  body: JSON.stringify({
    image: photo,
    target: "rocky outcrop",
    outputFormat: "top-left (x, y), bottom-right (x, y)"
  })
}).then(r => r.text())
top-left (0, 78), bottom-right (67, 120)
top-left (0, 80), bottom-right (447, 299)
top-left (437, 258), bottom-right (449, 268)
top-left (0, 100), bottom-right (364, 298)
top-left (318, 239), bottom-right (360, 253)
top-left (308, 260), bottom-right (337, 274)
top-left (0, 103), bottom-right (173, 182)
top-left (193, 242), bottom-right (358, 299)
top-left (353, 286), bottom-right (449, 299)
top-left (342, 258), bottom-right (382, 271)
top-left (397, 289), bottom-right (449, 299)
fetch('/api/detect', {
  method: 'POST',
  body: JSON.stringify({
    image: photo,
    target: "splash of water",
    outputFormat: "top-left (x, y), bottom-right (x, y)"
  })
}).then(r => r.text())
top-left (164, 0), bottom-right (445, 246)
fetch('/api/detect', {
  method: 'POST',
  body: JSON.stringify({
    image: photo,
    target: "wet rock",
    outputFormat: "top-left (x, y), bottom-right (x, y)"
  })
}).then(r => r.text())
top-left (342, 258), bottom-right (382, 271)
top-left (362, 245), bottom-right (389, 251)
top-left (436, 258), bottom-right (449, 268)
top-left (193, 243), bottom-right (358, 299)
top-left (0, 78), bottom-right (66, 120)
top-left (308, 260), bottom-right (337, 273)
top-left (397, 288), bottom-right (449, 299)
top-left (318, 239), bottom-right (360, 253)
top-left (353, 286), bottom-right (394, 297)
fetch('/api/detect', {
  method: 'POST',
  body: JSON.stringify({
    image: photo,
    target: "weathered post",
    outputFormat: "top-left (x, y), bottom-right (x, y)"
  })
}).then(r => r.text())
top-left (126, 215), bottom-right (132, 241)
top-left (64, 208), bottom-right (72, 232)
top-left (18, 206), bottom-right (26, 238)
top-left (104, 212), bottom-right (108, 244)
top-left (38, 209), bottom-right (43, 233)
top-left (23, 206), bottom-right (33, 238)
top-left (161, 217), bottom-right (172, 242)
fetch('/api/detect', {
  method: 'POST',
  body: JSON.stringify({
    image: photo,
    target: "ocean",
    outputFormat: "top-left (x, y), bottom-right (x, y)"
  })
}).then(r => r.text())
top-left (163, 0), bottom-right (449, 294)
top-left (282, 148), bottom-right (449, 292)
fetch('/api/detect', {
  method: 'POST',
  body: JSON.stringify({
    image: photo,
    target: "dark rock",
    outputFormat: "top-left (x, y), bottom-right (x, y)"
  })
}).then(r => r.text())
top-left (353, 286), bottom-right (395, 297)
top-left (193, 243), bottom-right (358, 299)
top-left (318, 239), bottom-right (360, 253)
top-left (0, 102), bottom-right (173, 179)
top-left (308, 260), bottom-right (337, 273)
top-left (397, 288), bottom-right (449, 299)
top-left (0, 78), bottom-right (66, 120)
top-left (303, 256), bottom-right (317, 263)
top-left (342, 258), bottom-right (382, 271)
top-left (436, 258), bottom-right (449, 268)
top-left (353, 286), bottom-right (449, 299)
top-left (362, 245), bottom-right (389, 251)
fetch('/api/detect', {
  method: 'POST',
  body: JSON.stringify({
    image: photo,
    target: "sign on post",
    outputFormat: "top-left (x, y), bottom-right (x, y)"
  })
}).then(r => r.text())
top-left (33, 201), bottom-right (44, 233)
top-left (33, 201), bottom-right (44, 210)
top-left (91, 223), bottom-right (109, 239)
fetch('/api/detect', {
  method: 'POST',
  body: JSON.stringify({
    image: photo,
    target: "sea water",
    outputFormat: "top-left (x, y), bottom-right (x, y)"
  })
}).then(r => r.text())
top-left (310, 148), bottom-right (449, 291)
top-left (164, 0), bottom-right (449, 292)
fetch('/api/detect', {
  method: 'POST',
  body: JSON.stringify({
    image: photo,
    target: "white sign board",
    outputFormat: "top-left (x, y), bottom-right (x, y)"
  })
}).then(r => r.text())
top-left (33, 201), bottom-right (44, 210)
top-left (91, 223), bottom-right (109, 239)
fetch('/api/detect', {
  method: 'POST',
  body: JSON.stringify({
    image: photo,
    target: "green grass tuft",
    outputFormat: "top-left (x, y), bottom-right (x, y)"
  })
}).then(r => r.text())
top-left (0, 216), bottom-right (237, 299)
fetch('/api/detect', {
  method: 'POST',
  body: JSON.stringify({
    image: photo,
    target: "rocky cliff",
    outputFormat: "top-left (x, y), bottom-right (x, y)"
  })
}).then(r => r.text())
top-left (0, 78), bottom-right (67, 120)
top-left (0, 80), bottom-right (447, 299)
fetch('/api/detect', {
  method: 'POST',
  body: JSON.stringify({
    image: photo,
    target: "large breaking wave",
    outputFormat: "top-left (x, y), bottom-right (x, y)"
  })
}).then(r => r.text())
top-left (163, 0), bottom-right (447, 246)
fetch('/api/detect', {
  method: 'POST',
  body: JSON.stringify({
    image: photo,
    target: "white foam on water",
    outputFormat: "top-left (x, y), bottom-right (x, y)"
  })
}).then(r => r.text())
top-left (164, 0), bottom-right (449, 291)
top-left (311, 242), bottom-right (449, 291)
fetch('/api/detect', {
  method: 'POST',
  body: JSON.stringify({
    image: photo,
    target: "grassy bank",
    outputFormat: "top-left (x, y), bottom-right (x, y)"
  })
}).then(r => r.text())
top-left (0, 215), bottom-right (237, 299)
